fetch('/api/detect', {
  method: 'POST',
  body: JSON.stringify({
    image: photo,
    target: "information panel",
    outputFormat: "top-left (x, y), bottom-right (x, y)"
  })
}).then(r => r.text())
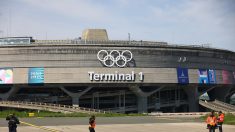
top-left (177, 68), bottom-right (189, 84)
top-left (28, 68), bottom-right (44, 84)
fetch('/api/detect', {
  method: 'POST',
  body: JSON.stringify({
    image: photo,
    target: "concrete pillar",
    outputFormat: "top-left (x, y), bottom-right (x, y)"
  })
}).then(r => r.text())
top-left (184, 86), bottom-right (199, 112)
top-left (0, 86), bottom-right (20, 100)
top-left (92, 92), bottom-right (99, 109)
top-left (72, 97), bottom-right (79, 107)
top-left (129, 85), bottom-right (164, 113)
top-left (207, 87), bottom-right (232, 102)
top-left (137, 96), bottom-right (148, 113)
top-left (60, 86), bottom-right (92, 107)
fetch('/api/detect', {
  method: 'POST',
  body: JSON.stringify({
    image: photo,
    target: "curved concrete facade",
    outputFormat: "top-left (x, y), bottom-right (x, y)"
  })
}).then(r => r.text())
top-left (0, 40), bottom-right (235, 113)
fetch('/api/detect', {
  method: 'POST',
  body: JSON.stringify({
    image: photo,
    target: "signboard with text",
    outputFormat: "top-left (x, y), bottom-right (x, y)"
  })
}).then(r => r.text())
top-left (28, 68), bottom-right (44, 84)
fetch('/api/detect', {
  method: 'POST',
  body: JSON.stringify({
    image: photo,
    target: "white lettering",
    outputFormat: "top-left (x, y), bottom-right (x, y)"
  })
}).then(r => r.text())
top-left (88, 71), bottom-right (144, 82)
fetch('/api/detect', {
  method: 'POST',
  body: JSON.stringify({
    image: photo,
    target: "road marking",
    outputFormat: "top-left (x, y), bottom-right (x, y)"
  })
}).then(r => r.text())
top-left (20, 121), bottom-right (63, 132)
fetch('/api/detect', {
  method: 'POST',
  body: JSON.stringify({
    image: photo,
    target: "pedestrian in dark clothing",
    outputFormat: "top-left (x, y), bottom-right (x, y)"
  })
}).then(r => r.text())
top-left (89, 115), bottom-right (96, 132)
top-left (6, 113), bottom-right (20, 132)
top-left (217, 111), bottom-right (224, 132)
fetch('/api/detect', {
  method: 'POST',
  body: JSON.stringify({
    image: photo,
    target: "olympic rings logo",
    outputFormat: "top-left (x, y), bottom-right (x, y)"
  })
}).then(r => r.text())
top-left (97, 50), bottom-right (133, 67)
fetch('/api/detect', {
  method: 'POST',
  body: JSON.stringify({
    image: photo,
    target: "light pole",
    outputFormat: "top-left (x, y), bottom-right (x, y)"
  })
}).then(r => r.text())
top-left (128, 33), bottom-right (130, 44)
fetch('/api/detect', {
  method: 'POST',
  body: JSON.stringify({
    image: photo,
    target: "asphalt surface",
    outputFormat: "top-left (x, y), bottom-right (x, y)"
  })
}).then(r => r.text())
top-left (0, 116), bottom-right (200, 127)
top-left (0, 116), bottom-right (235, 132)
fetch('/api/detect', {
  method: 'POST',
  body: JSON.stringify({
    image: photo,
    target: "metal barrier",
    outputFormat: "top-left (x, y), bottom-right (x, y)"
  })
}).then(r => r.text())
top-left (199, 100), bottom-right (235, 113)
top-left (0, 101), bottom-right (110, 114)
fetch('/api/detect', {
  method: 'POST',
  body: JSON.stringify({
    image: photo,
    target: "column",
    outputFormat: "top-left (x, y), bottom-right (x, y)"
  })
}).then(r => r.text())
top-left (129, 85), bottom-right (164, 113)
top-left (184, 86), bottom-right (199, 112)
top-left (72, 97), bottom-right (79, 107)
top-left (0, 86), bottom-right (20, 100)
top-left (137, 96), bottom-right (148, 113)
top-left (60, 86), bottom-right (92, 107)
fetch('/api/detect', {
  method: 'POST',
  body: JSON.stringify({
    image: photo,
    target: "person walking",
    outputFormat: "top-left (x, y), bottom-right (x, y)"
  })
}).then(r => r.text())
top-left (6, 113), bottom-right (20, 132)
top-left (89, 115), bottom-right (96, 132)
top-left (206, 111), bottom-right (217, 132)
top-left (217, 111), bottom-right (224, 132)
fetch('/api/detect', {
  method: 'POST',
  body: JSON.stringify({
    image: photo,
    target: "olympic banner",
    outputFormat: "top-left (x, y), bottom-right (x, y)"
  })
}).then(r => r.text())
top-left (208, 69), bottom-right (216, 84)
top-left (222, 70), bottom-right (232, 84)
top-left (177, 68), bottom-right (189, 84)
top-left (0, 68), bottom-right (13, 84)
top-left (198, 69), bottom-right (209, 84)
top-left (28, 68), bottom-right (44, 84)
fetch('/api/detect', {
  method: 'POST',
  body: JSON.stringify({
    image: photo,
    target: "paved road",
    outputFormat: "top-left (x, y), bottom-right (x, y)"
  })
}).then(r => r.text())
top-left (0, 116), bottom-right (234, 132)
top-left (0, 116), bottom-right (200, 126)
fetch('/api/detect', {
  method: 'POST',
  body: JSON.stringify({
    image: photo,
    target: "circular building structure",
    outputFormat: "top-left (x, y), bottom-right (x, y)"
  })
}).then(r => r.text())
top-left (0, 30), bottom-right (235, 113)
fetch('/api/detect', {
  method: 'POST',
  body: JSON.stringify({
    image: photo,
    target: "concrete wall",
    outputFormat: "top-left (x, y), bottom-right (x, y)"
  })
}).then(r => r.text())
top-left (0, 45), bottom-right (234, 71)
top-left (10, 67), bottom-right (231, 84)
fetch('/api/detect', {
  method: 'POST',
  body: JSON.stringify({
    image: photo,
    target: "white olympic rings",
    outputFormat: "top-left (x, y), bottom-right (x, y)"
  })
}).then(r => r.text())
top-left (97, 50), bottom-right (133, 67)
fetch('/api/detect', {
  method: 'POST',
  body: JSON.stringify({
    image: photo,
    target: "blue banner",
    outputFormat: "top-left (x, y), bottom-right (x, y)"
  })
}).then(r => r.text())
top-left (28, 68), bottom-right (44, 84)
top-left (208, 69), bottom-right (216, 84)
top-left (198, 69), bottom-right (209, 84)
top-left (177, 68), bottom-right (189, 84)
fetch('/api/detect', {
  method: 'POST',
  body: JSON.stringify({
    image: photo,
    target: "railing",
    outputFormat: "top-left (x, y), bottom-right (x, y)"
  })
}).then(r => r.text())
top-left (0, 101), bottom-right (110, 114)
top-left (214, 100), bottom-right (235, 111)
top-left (104, 100), bottom-right (187, 112)
top-left (199, 100), bottom-right (235, 112)
top-left (0, 39), bottom-right (232, 52)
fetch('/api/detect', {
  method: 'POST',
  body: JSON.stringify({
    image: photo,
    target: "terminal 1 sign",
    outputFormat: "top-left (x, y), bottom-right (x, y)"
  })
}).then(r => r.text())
top-left (88, 71), bottom-right (144, 81)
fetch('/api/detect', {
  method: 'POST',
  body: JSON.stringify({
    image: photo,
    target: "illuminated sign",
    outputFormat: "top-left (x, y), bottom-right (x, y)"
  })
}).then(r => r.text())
top-left (97, 50), bottom-right (132, 67)
top-left (28, 68), bottom-right (44, 83)
top-left (88, 71), bottom-right (143, 81)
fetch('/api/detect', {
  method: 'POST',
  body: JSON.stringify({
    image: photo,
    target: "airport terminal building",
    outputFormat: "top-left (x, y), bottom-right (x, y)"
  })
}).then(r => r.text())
top-left (0, 29), bottom-right (235, 113)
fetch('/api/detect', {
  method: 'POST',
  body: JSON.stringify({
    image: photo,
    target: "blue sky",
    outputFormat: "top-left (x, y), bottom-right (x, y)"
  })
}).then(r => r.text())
top-left (0, 0), bottom-right (235, 51)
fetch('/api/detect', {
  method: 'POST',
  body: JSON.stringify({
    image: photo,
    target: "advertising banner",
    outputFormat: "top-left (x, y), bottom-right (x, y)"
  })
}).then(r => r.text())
top-left (28, 68), bottom-right (44, 84)
top-left (0, 68), bottom-right (13, 84)
top-left (198, 69), bottom-right (209, 84)
top-left (222, 70), bottom-right (232, 84)
top-left (208, 69), bottom-right (216, 84)
top-left (177, 68), bottom-right (189, 84)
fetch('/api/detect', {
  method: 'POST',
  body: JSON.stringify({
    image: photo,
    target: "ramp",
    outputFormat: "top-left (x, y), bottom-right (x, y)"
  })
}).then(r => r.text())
top-left (0, 101), bottom-right (109, 114)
